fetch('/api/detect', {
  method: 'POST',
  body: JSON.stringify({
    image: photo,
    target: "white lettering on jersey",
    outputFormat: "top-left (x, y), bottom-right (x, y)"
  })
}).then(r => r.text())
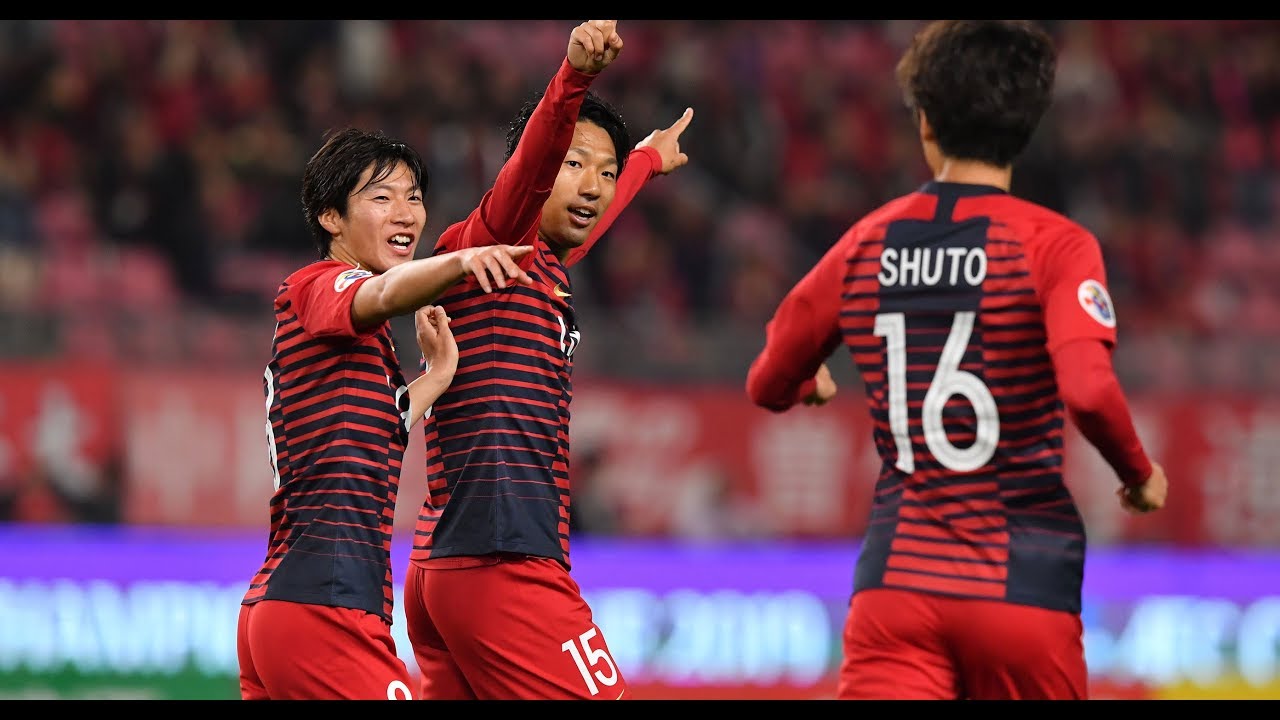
top-left (878, 247), bottom-right (987, 287)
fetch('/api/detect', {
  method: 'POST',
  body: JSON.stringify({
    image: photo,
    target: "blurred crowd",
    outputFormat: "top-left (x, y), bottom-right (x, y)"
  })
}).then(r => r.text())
top-left (0, 19), bottom-right (1278, 392)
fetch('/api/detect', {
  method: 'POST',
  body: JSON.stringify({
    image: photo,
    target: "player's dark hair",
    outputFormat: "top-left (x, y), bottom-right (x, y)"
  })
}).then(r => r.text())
top-left (895, 20), bottom-right (1056, 167)
top-left (504, 90), bottom-right (631, 173)
top-left (301, 127), bottom-right (428, 259)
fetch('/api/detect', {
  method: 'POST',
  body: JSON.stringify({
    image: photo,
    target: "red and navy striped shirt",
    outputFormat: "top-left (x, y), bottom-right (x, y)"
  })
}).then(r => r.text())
top-left (243, 260), bottom-right (408, 622)
top-left (409, 60), bottom-right (660, 568)
top-left (748, 182), bottom-right (1122, 614)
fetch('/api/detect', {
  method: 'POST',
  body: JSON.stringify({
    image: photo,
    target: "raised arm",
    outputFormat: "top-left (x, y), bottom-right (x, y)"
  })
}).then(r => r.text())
top-left (445, 20), bottom-right (623, 251)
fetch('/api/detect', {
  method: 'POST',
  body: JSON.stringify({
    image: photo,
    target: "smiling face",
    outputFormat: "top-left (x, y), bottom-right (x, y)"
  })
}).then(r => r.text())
top-left (538, 121), bottom-right (618, 256)
top-left (321, 160), bottom-right (425, 273)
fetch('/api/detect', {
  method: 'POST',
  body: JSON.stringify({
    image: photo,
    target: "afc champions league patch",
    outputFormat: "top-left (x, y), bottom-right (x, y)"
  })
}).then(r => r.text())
top-left (1077, 278), bottom-right (1117, 328)
top-left (333, 268), bottom-right (374, 293)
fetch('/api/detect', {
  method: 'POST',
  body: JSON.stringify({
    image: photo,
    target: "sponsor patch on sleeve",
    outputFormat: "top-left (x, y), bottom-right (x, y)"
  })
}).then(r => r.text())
top-left (333, 268), bottom-right (374, 293)
top-left (1077, 278), bottom-right (1117, 328)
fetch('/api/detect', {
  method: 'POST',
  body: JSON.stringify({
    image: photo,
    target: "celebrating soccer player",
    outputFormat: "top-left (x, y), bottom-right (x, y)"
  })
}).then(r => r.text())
top-left (745, 20), bottom-right (1167, 700)
top-left (399, 19), bottom-right (693, 700)
top-left (236, 127), bottom-right (534, 700)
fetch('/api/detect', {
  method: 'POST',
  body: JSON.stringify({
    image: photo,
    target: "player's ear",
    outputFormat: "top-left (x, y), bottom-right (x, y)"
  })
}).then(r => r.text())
top-left (917, 110), bottom-right (935, 143)
top-left (318, 208), bottom-right (342, 236)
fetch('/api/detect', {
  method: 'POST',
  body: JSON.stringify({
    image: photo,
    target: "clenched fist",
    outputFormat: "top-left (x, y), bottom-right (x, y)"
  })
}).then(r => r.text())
top-left (567, 20), bottom-right (623, 75)
top-left (1118, 461), bottom-right (1168, 514)
top-left (803, 363), bottom-right (838, 406)
top-left (415, 305), bottom-right (458, 380)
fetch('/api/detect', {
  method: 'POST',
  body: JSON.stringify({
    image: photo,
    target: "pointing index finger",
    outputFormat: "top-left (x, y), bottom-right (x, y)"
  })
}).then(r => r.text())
top-left (668, 107), bottom-right (694, 133)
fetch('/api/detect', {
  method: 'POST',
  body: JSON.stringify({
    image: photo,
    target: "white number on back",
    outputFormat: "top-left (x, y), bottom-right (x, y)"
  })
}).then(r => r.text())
top-left (872, 311), bottom-right (999, 474)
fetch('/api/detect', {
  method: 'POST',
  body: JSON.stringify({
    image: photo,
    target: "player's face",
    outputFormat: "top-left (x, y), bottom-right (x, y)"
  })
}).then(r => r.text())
top-left (328, 160), bottom-right (426, 273)
top-left (539, 121), bottom-right (618, 251)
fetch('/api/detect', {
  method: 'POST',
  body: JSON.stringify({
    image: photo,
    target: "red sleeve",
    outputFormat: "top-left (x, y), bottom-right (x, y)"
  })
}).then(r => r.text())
top-left (745, 234), bottom-right (849, 412)
top-left (441, 59), bottom-right (594, 252)
top-left (564, 145), bottom-right (661, 268)
top-left (1026, 227), bottom-right (1119, 352)
top-left (285, 263), bottom-right (378, 341)
top-left (1052, 339), bottom-right (1153, 487)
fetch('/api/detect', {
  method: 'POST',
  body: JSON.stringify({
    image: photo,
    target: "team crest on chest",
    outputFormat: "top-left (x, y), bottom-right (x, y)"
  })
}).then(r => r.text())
top-left (1077, 279), bottom-right (1116, 328)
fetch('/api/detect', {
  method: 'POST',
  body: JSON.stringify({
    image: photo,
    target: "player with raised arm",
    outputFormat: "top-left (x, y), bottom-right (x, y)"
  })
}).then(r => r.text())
top-left (400, 19), bottom-right (693, 700)
top-left (236, 127), bottom-right (533, 700)
top-left (745, 20), bottom-right (1167, 700)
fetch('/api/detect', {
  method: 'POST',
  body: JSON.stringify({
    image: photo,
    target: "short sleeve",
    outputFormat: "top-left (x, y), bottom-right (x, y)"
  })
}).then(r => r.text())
top-left (285, 264), bottom-right (377, 340)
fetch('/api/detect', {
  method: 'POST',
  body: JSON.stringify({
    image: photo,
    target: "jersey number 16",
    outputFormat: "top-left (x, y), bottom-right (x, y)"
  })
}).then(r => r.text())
top-left (873, 311), bottom-right (1000, 474)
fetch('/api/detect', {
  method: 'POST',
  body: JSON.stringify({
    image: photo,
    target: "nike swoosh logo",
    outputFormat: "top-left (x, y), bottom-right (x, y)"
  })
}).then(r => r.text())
top-left (553, 284), bottom-right (571, 298)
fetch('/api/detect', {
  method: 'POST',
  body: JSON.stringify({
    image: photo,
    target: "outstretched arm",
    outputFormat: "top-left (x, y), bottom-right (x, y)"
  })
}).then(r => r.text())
top-left (349, 244), bottom-right (534, 330)
top-left (565, 107), bottom-right (695, 267)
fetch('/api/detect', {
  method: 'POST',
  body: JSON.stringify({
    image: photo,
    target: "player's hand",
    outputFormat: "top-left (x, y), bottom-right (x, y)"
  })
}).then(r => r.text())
top-left (456, 244), bottom-right (535, 293)
top-left (802, 363), bottom-right (838, 406)
top-left (415, 305), bottom-right (459, 380)
top-left (1117, 462), bottom-right (1167, 514)
top-left (636, 107), bottom-right (693, 175)
top-left (567, 20), bottom-right (622, 75)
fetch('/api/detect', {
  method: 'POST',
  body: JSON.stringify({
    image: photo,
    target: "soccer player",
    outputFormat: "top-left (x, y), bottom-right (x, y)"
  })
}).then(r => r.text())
top-left (745, 20), bottom-right (1168, 700)
top-left (400, 20), bottom-right (693, 700)
top-left (236, 127), bottom-right (535, 700)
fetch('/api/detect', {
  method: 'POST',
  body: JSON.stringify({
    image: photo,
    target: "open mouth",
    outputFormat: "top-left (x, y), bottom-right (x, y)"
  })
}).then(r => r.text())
top-left (388, 234), bottom-right (414, 255)
top-left (568, 207), bottom-right (596, 229)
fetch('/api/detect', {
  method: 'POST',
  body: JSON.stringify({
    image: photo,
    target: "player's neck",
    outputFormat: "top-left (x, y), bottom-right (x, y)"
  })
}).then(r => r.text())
top-left (327, 245), bottom-right (363, 269)
top-left (934, 159), bottom-right (1011, 191)
top-left (538, 231), bottom-right (571, 264)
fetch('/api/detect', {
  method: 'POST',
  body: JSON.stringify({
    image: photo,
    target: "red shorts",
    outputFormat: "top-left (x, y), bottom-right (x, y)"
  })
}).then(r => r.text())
top-left (838, 588), bottom-right (1087, 700)
top-left (403, 554), bottom-right (629, 700)
top-left (237, 600), bottom-right (414, 700)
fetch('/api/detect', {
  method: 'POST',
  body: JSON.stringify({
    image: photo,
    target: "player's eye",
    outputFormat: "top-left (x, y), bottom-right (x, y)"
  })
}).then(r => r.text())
top-left (565, 160), bottom-right (582, 168)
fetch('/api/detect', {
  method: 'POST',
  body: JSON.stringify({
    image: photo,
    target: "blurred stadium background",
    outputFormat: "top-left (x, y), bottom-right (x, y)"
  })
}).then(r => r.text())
top-left (0, 19), bottom-right (1278, 699)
